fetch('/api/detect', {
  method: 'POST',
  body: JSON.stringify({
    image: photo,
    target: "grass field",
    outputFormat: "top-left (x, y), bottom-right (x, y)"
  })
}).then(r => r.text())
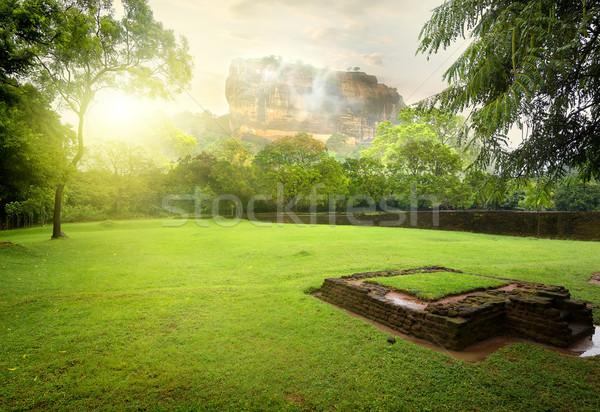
top-left (366, 272), bottom-right (509, 300)
top-left (1, 219), bottom-right (600, 410)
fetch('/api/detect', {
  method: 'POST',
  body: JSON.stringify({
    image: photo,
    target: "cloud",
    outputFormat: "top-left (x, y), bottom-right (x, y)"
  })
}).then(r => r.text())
top-left (304, 21), bottom-right (372, 43)
top-left (228, 0), bottom-right (401, 19)
top-left (305, 26), bottom-right (339, 41)
top-left (367, 34), bottom-right (396, 46)
top-left (145, 0), bottom-right (456, 113)
top-left (360, 53), bottom-right (384, 66)
top-left (229, 0), bottom-right (260, 18)
top-left (226, 30), bottom-right (262, 42)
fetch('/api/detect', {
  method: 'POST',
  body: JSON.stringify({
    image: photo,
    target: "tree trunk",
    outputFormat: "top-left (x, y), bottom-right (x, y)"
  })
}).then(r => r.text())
top-left (51, 108), bottom-right (86, 239)
top-left (52, 183), bottom-right (65, 238)
top-left (536, 206), bottom-right (541, 239)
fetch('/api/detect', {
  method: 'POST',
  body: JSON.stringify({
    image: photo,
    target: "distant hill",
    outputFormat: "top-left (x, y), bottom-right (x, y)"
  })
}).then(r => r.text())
top-left (225, 56), bottom-right (405, 143)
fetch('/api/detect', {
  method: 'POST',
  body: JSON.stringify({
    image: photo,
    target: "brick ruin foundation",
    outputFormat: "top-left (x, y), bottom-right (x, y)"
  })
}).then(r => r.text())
top-left (318, 267), bottom-right (595, 351)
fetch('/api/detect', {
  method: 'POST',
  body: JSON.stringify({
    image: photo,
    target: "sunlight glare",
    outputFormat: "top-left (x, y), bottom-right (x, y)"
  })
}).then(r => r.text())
top-left (84, 91), bottom-right (155, 145)
top-left (93, 92), bottom-right (146, 129)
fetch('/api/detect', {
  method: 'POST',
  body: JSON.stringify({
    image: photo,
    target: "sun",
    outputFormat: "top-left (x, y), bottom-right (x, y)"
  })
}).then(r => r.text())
top-left (95, 92), bottom-right (142, 126)
top-left (84, 90), bottom-right (156, 144)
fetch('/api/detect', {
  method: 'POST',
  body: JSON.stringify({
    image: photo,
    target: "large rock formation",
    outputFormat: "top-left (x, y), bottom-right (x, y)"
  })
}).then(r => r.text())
top-left (225, 57), bottom-right (404, 142)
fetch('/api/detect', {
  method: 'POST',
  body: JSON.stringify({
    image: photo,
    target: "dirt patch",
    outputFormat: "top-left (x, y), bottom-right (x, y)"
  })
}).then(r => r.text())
top-left (0, 241), bottom-right (15, 246)
top-left (285, 392), bottom-right (305, 406)
top-left (589, 273), bottom-right (600, 285)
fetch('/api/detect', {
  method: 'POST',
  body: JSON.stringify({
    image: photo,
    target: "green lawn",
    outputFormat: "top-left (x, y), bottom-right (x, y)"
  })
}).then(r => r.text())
top-left (366, 272), bottom-right (509, 300)
top-left (1, 219), bottom-right (599, 411)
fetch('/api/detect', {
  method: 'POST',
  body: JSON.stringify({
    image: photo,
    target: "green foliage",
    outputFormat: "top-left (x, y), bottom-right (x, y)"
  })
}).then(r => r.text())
top-left (365, 120), bottom-right (436, 164)
top-left (141, 112), bottom-right (197, 160)
top-left (519, 179), bottom-right (555, 211)
top-left (553, 181), bottom-right (600, 212)
top-left (210, 137), bottom-right (253, 165)
top-left (365, 107), bottom-right (474, 167)
top-left (36, 0), bottom-right (194, 106)
top-left (63, 141), bottom-right (166, 220)
top-left (254, 133), bottom-right (345, 210)
top-left (342, 157), bottom-right (389, 206)
top-left (389, 140), bottom-right (463, 178)
top-left (0, 0), bottom-right (73, 229)
top-left (397, 107), bottom-right (466, 147)
top-left (326, 133), bottom-right (362, 160)
top-left (164, 151), bottom-right (218, 203)
top-left (0, 84), bottom-right (73, 228)
top-left (209, 139), bottom-right (258, 209)
top-left (418, 0), bottom-right (600, 181)
top-left (0, 0), bottom-right (57, 82)
top-left (254, 133), bottom-right (326, 167)
top-left (171, 110), bottom-right (232, 151)
top-left (387, 140), bottom-right (472, 209)
top-left (367, 272), bottom-right (508, 300)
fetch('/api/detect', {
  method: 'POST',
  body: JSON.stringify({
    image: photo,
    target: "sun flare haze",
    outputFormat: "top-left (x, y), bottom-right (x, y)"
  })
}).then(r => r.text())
top-left (96, 93), bottom-right (140, 126)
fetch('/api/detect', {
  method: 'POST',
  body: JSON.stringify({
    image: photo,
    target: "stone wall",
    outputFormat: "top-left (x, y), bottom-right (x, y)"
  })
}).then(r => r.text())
top-left (250, 211), bottom-right (600, 241)
top-left (506, 295), bottom-right (594, 347)
top-left (319, 274), bottom-right (594, 351)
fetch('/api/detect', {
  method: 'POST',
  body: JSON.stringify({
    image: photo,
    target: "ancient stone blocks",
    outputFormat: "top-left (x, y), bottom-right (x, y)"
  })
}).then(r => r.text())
top-left (319, 268), bottom-right (594, 351)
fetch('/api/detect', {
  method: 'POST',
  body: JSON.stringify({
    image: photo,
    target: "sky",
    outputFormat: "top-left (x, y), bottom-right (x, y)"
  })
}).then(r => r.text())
top-left (86, 0), bottom-right (470, 131)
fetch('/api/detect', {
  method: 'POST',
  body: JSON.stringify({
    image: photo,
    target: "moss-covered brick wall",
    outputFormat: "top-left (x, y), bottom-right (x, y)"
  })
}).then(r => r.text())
top-left (252, 211), bottom-right (600, 240)
top-left (319, 277), bottom-right (594, 351)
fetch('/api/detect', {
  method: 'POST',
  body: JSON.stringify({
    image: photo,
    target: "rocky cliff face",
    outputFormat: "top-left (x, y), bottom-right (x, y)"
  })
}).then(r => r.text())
top-left (225, 57), bottom-right (404, 142)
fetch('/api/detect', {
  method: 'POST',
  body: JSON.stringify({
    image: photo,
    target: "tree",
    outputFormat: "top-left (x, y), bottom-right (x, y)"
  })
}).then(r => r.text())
top-left (1, 85), bottom-right (73, 228)
top-left (211, 137), bottom-right (253, 165)
top-left (365, 120), bottom-right (436, 164)
top-left (342, 158), bottom-right (389, 206)
top-left (254, 133), bottom-right (339, 211)
top-left (254, 133), bottom-right (326, 167)
top-left (387, 140), bottom-right (472, 210)
top-left (0, 0), bottom-right (73, 229)
top-left (365, 107), bottom-right (473, 165)
top-left (418, 0), bottom-right (600, 181)
top-left (32, 0), bottom-right (193, 237)
top-left (0, 0), bottom-right (58, 83)
top-left (171, 110), bottom-right (230, 151)
top-left (519, 179), bottom-right (555, 238)
top-left (142, 112), bottom-right (197, 160)
top-left (396, 107), bottom-right (465, 146)
top-left (166, 152), bottom-right (217, 194)
top-left (553, 181), bottom-right (600, 212)
top-left (66, 141), bottom-right (164, 219)
top-left (209, 138), bottom-right (257, 211)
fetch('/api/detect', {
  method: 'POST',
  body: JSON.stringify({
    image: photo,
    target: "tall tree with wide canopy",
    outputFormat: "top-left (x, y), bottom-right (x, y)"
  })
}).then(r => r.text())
top-left (418, 1), bottom-right (600, 181)
top-left (32, 0), bottom-right (193, 237)
top-left (1, 0), bottom-right (73, 228)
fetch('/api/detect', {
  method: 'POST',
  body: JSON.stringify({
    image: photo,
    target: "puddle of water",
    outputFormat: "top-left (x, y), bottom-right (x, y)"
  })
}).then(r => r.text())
top-left (385, 291), bottom-right (428, 310)
top-left (570, 326), bottom-right (600, 357)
